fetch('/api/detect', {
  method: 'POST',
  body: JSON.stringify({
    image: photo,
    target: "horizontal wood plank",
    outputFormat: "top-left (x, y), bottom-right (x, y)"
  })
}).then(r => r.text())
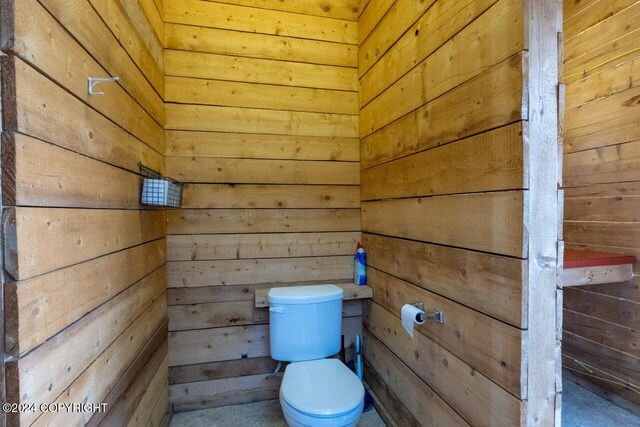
top-left (169, 299), bottom-right (362, 330)
top-left (169, 357), bottom-right (278, 385)
top-left (170, 373), bottom-right (280, 412)
top-left (363, 331), bottom-right (471, 427)
top-left (167, 232), bottom-right (360, 261)
top-left (165, 131), bottom-right (359, 161)
top-left (169, 316), bottom-right (362, 366)
top-left (2, 133), bottom-right (142, 209)
top-left (87, 0), bottom-right (164, 96)
top-left (363, 233), bottom-right (524, 327)
top-left (5, 241), bottom-right (165, 356)
top-left (565, 221), bottom-right (640, 249)
top-left (254, 283), bottom-right (372, 307)
top-left (165, 0), bottom-right (357, 44)
top-left (361, 123), bottom-right (524, 199)
top-left (165, 76), bottom-right (358, 115)
top-left (164, 23), bottom-right (357, 67)
top-left (362, 191), bottom-right (525, 257)
top-left (190, 0), bottom-right (360, 21)
top-left (367, 268), bottom-right (522, 397)
top-left (165, 103), bottom-right (358, 137)
top-left (360, 0), bottom-right (498, 106)
top-left (360, 56), bottom-right (524, 167)
top-left (364, 301), bottom-right (521, 426)
top-left (5, 272), bottom-right (165, 425)
top-left (1, 57), bottom-right (163, 172)
top-left (167, 208), bottom-right (360, 234)
top-left (32, 296), bottom-right (167, 427)
top-left (90, 330), bottom-right (168, 427)
top-left (361, 0), bottom-right (523, 134)
top-left (3, 207), bottom-right (165, 280)
top-left (167, 256), bottom-right (353, 288)
top-left (564, 287), bottom-right (639, 330)
top-left (164, 50), bottom-right (358, 91)
top-left (3, 0), bottom-right (164, 150)
top-left (37, 0), bottom-right (164, 124)
top-left (358, 0), bottom-right (436, 77)
top-left (167, 280), bottom-right (354, 305)
top-left (563, 309), bottom-right (639, 356)
top-left (166, 157), bottom-right (360, 184)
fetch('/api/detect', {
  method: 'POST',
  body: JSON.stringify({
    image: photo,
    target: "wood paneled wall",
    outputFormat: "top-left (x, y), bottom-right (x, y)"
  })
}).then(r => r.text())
top-left (563, 0), bottom-right (640, 413)
top-left (162, 0), bottom-right (361, 411)
top-left (359, 1), bottom-right (562, 426)
top-left (0, 0), bottom-right (169, 425)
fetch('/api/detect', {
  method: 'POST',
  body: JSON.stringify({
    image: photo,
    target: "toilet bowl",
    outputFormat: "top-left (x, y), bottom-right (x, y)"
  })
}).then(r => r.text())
top-left (279, 359), bottom-right (364, 427)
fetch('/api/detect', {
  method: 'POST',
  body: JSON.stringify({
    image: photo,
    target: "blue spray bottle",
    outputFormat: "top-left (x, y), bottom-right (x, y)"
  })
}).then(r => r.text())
top-left (354, 242), bottom-right (367, 285)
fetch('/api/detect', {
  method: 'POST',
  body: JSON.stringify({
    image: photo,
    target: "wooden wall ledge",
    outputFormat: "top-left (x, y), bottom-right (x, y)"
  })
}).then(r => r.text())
top-left (563, 249), bottom-right (636, 287)
top-left (255, 282), bottom-right (373, 307)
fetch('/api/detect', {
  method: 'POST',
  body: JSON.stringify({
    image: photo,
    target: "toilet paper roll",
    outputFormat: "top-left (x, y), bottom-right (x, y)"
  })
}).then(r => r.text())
top-left (401, 304), bottom-right (425, 337)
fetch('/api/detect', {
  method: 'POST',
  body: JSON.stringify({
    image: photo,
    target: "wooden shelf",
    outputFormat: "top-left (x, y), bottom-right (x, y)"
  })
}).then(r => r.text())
top-left (563, 249), bottom-right (636, 287)
top-left (255, 282), bottom-right (373, 307)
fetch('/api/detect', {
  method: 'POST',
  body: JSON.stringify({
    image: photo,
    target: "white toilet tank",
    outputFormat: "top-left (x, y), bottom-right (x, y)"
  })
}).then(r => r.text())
top-left (268, 285), bottom-right (344, 362)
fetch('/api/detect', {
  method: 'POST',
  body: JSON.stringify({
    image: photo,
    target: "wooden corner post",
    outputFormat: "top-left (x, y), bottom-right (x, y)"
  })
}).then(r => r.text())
top-left (522, 0), bottom-right (563, 426)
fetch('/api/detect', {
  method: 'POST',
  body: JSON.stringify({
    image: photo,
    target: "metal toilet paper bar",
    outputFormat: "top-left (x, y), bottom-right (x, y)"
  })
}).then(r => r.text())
top-left (410, 302), bottom-right (445, 324)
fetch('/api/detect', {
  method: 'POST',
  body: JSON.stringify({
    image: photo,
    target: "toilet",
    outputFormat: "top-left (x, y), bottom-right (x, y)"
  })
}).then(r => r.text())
top-left (268, 285), bottom-right (365, 427)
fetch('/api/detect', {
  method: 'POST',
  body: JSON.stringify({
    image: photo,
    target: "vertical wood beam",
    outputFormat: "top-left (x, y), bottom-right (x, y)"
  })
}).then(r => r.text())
top-left (522, 1), bottom-right (562, 425)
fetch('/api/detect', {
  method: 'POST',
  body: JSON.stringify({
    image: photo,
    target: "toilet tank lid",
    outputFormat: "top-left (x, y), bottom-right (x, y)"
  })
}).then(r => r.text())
top-left (268, 285), bottom-right (344, 304)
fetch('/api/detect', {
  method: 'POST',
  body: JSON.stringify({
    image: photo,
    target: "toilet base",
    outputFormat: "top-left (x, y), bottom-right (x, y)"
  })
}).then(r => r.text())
top-left (280, 395), bottom-right (363, 427)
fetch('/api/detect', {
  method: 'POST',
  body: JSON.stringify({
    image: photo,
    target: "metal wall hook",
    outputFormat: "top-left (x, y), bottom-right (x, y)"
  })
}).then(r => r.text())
top-left (88, 76), bottom-right (120, 95)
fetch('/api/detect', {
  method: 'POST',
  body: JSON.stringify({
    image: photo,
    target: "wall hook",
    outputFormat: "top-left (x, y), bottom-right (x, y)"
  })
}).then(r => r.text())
top-left (88, 76), bottom-right (120, 95)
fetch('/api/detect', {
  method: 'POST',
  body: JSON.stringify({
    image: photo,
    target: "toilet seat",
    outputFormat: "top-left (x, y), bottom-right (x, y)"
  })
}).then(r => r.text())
top-left (280, 359), bottom-right (364, 417)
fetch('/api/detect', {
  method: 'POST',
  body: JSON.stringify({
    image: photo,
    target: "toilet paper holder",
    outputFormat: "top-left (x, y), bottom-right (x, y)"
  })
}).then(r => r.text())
top-left (410, 302), bottom-right (445, 324)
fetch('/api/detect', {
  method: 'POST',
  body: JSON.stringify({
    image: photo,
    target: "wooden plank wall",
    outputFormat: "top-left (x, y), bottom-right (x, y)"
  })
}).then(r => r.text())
top-left (563, 0), bottom-right (640, 413)
top-left (0, 0), bottom-right (170, 425)
top-left (359, 1), bottom-right (562, 426)
top-left (162, 0), bottom-right (362, 411)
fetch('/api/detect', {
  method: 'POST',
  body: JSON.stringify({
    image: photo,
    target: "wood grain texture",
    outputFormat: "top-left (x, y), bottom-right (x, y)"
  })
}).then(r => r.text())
top-left (5, 240), bottom-right (165, 356)
top-left (167, 232), bottom-right (360, 261)
top-left (36, 0), bottom-right (164, 124)
top-left (165, 103), bottom-right (358, 137)
top-left (167, 256), bottom-right (352, 288)
top-left (363, 331), bottom-right (471, 427)
top-left (163, 1), bottom-right (359, 411)
top-left (166, 157), bottom-right (360, 184)
top-left (2, 133), bottom-right (142, 209)
top-left (364, 301), bottom-right (522, 427)
top-left (164, 23), bottom-right (357, 67)
top-left (167, 209), bottom-right (360, 234)
top-left (3, 207), bottom-right (165, 280)
top-left (166, 75), bottom-right (359, 115)
top-left (165, 0), bottom-right (357, 44)
top-left (254, 283), bottom-right (371, 307)
top-left (5, 273), bottom-right (165, 426)
top-left (359, 0), bottom-right (499, 106)
top-left (2, 0), bottom-right (163, 149)
top-left (165, 131), bottom-right (358, 161)
top-left (165, 50), bottom-right (358, 91)
top-left (368, 268), bottom-right (522, 397)
top-left (181, 184), bottom-right (359, 209)
top-left (1, 56), bottom-right (163, 172)
top-left (197, 0), bottom-right (360, 21)
top-left (361, 123), bottom-right (525, 200)
top-left (362, 191), bottom-right (525, 257)
top-left (360, 53), bottom-right (524, 167)
top-left (363, 233), bottom-right (524, 327)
